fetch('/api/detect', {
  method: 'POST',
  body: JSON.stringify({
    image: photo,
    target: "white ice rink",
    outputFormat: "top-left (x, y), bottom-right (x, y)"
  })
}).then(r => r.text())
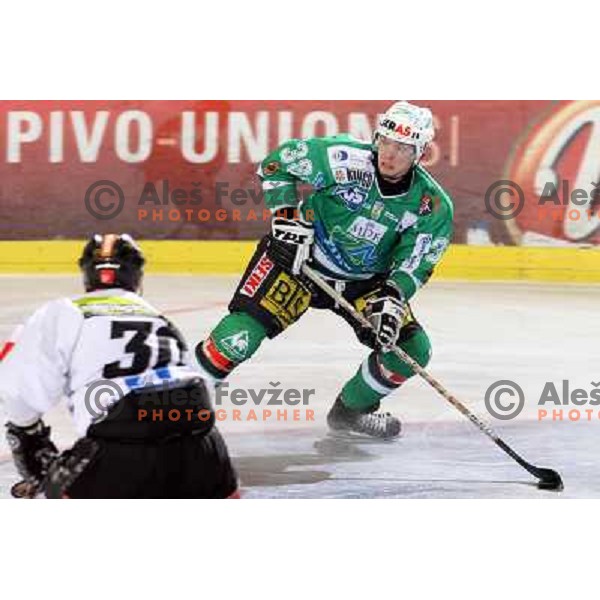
top-left (1, 274), bottom-right (598, 498)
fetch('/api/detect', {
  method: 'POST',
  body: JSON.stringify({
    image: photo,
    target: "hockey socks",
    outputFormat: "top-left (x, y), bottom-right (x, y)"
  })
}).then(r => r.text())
top-left (341, 327), bottom-right (432, 412)
top-left (196, 312), bottom-right (268, 380)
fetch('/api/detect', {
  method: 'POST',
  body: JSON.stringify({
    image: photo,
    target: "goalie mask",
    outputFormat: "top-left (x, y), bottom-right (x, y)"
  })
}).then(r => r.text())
top-left (79, 233), bottom-right (145, 292)
top-left (374, 101), bottom-right (435, 161)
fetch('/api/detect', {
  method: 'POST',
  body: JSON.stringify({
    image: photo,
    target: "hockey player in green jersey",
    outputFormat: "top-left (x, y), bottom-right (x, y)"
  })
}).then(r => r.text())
top-left (195, 101), bottom-right (454, 439)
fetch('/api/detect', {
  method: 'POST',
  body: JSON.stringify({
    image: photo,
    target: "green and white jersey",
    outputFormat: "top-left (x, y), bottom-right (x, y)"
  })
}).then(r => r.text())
top-left (257, 134), bottom-right (454, 300)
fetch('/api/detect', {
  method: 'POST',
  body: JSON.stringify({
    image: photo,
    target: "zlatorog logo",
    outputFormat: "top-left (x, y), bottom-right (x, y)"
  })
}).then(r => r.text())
top-left (506, 101), bottom-right (600, 245)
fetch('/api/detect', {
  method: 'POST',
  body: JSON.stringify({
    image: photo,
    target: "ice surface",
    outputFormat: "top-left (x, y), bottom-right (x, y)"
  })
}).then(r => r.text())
top-left (1, 275), bottom-right (597, 498)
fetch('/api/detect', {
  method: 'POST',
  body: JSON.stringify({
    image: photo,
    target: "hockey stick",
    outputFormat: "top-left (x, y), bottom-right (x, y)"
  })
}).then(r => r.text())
top-left (301, 264), bottom-right (564, 491)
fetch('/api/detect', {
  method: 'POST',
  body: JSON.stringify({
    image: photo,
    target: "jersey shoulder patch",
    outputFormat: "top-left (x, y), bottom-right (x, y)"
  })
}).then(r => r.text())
top-left (414, 165), bottom-right (455, 220)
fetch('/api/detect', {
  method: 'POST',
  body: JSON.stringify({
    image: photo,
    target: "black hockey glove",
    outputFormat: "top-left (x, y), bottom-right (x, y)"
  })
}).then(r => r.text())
top-left (364, 284), bottom-right (408, 350)
top-left (45, 438), bottom-right (100, 499)
top-left (5, 420), bottom-right (59, 483)
top-left (269, 216), bottom-right (314, 275)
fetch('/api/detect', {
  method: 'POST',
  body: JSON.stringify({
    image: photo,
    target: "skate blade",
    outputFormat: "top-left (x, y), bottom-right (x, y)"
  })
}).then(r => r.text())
top-left (326, 429), bottom-right (401, 443)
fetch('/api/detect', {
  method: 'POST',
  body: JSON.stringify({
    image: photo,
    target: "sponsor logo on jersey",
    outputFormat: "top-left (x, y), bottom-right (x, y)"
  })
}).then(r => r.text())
top-left (314, 221), bottom-right (355, 273)
top-left (313, 172), bottom-right (326, 189)
top-left (384, 211), bottom-right (399, 224)
top-left (425, 237), bottom-right (450, 264)
top-left (334, 185), bottom-right (368, 211)
top-left (344, 240), bottom-right (379, 269)
top-left (287, 158), bottom-right (313, 178)
top-left (401, 233), bottom-right (432, 272)
top-left (348, 168), bottom-right (374, 189)
top-left (281, 141), bottom-right (309, 164)
top-left (73, 295), bottom-right (158, 318)
top-left (328, 145), bottom-right (373, 170)
top-left (371, 200), bottom-right (384, 220)
top-left (397, 211), bottom-right (418, 232)
top-left (348, 216), bottom-right (388, 244)
top-left (332, 149), bottom-right (349, 162)
top-left (334, 167), bottom-right (374, 189)
top-left (240, 253), bottom-right (274, 297)
top-left (334, 168), bottom-right (349, 184)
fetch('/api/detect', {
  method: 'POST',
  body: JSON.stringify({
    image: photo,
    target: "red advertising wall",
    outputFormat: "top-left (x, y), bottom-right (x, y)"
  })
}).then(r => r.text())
top-left (1, 100), bottom-right (598, 244)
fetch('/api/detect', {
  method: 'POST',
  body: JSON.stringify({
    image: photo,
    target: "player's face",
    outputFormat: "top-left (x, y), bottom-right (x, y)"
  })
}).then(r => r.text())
top-left (377, 136), bottom-right (416, 181)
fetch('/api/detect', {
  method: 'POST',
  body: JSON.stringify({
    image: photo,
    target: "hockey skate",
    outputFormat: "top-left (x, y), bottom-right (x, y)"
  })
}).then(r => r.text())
top-left (326, 396), bottom-right (401, 440)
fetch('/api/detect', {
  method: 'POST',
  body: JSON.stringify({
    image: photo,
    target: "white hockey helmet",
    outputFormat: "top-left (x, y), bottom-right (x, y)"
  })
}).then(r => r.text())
top-left (375, 101), bottom-right (435, 161)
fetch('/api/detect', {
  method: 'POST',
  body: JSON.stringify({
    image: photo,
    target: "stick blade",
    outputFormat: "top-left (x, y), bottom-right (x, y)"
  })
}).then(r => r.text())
top-left (536, 468), bottom-right (564, 491)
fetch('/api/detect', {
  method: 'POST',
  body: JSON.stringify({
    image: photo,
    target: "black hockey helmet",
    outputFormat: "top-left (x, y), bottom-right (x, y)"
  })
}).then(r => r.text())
top-left (79, 233), bottom-right (145, 292)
